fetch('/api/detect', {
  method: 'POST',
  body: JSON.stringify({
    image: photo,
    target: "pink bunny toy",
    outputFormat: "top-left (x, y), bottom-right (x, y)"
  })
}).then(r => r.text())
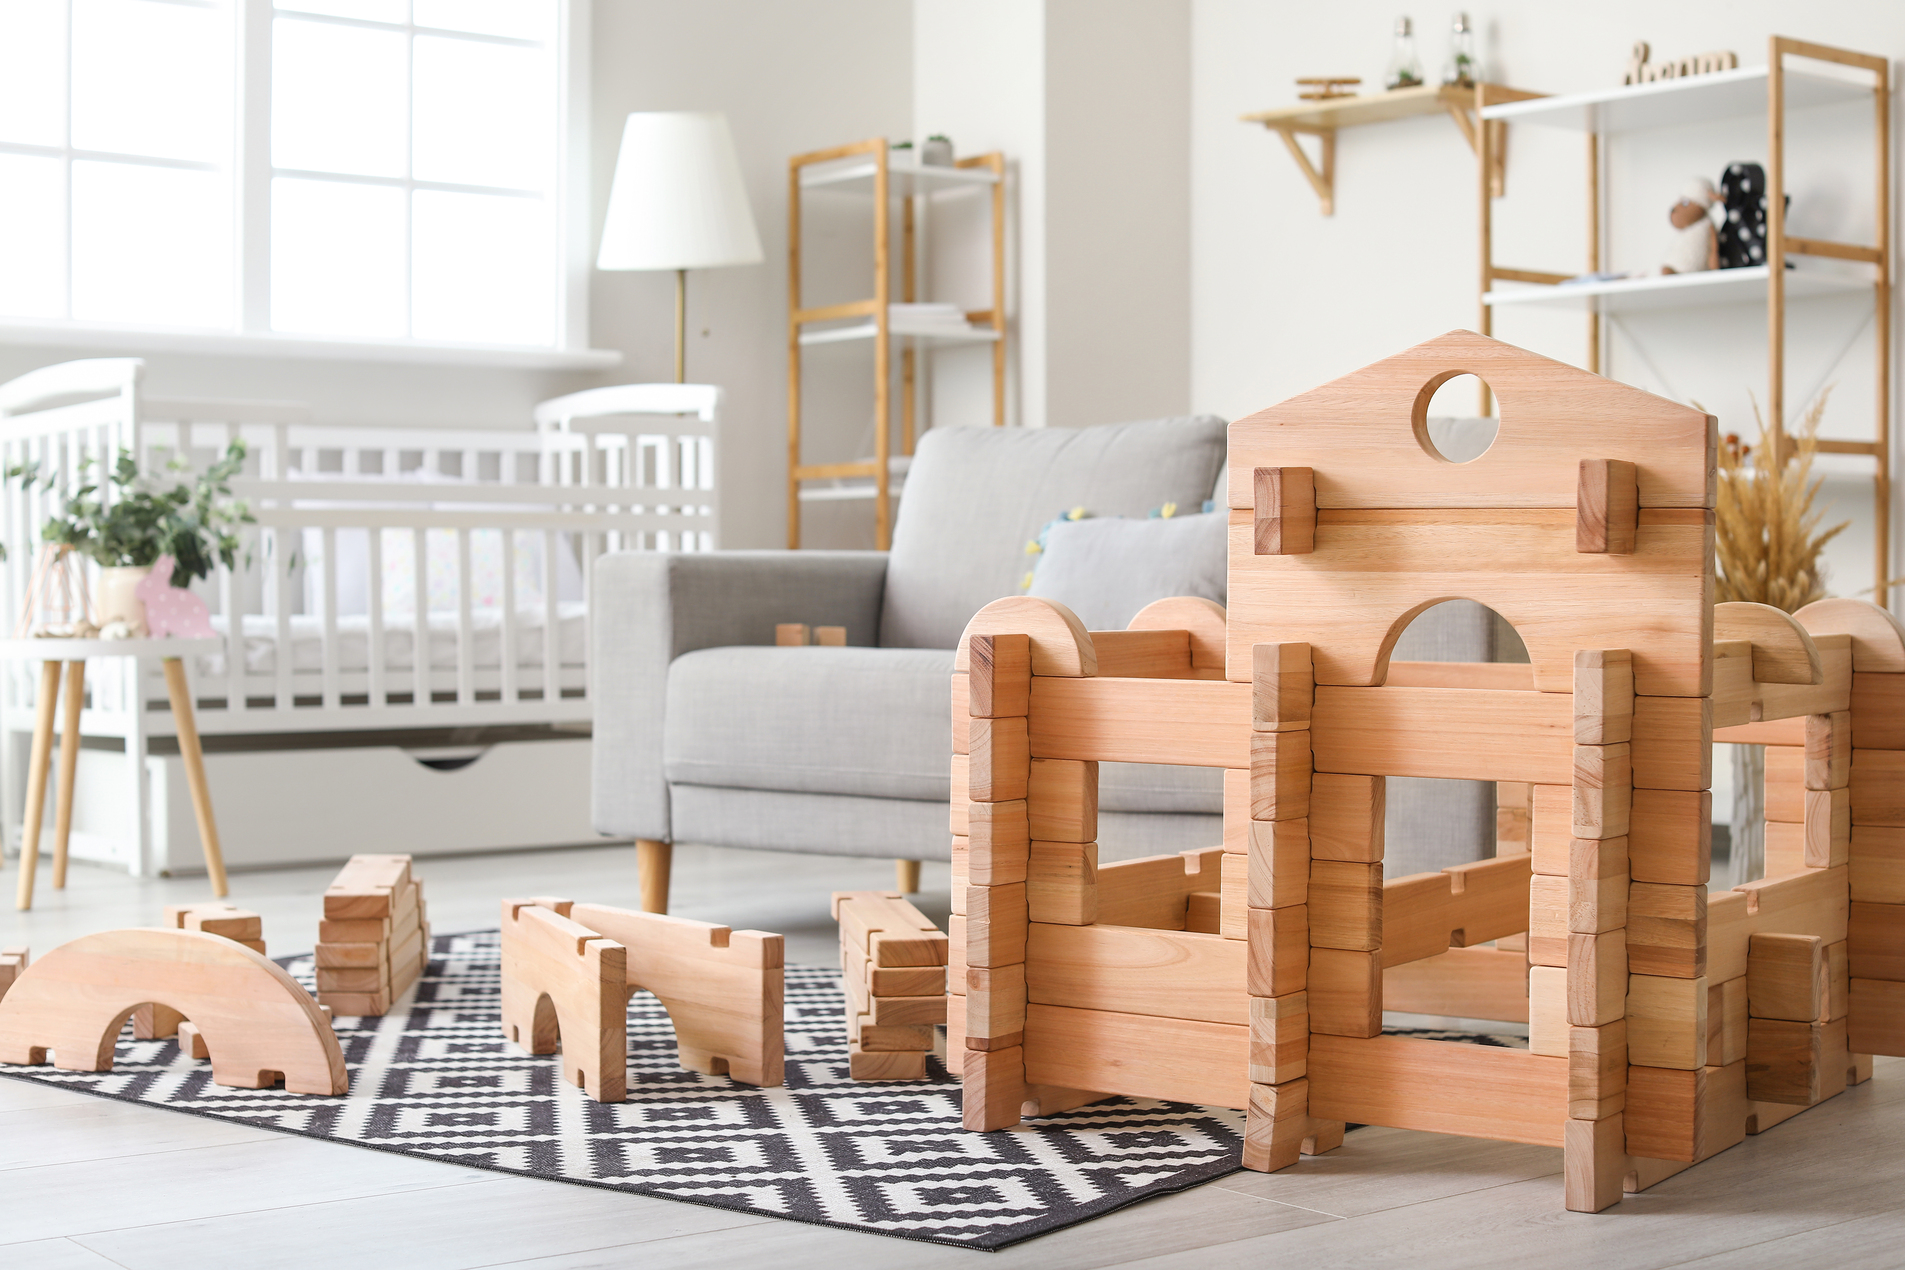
top-left (135, 556), bottom-right (216, 639)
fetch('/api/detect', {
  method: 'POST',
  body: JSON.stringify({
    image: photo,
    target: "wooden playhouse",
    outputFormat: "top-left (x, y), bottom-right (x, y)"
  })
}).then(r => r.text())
top-left (941, 329), bottom-right (1904, 1212)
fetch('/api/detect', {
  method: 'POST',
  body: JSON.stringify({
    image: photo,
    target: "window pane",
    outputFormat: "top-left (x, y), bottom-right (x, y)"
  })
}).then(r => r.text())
top-left (0, 154), bottom-right (66, 318)
top-left (71, 0), bottom-right (230, 163)
top-left (272, 16), bottom-right (407, 177)
top-left (275, 0), bottom-right (406, 21)
top-left (412, 36), bottom-right (551, 191)
top-left (71, 161), bottom-right (231, 327)
top-left (0, 0), bottom-right (67, 148)
top-left (271, 177), bottom-right (406, 337)
top-left (412, 190), bottom-right (551, 345)
top-left (413, 0), bottom-right (552, 42)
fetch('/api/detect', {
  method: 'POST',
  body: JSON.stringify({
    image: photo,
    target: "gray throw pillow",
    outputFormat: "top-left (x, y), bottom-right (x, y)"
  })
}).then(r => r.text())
top-left (1027, 511), bottom-right (1227, 631)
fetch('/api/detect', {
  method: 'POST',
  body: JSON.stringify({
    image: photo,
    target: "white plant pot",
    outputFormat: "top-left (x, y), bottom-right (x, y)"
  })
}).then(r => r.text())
top-left (94, 565), bottom-right (151, 634)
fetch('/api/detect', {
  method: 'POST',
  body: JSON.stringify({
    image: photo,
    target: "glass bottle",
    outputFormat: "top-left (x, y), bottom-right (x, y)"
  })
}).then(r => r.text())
top-left (1442, 12), bottom-right (1478, 88)
top-left (1385, 17), bottom-right (1423, 91)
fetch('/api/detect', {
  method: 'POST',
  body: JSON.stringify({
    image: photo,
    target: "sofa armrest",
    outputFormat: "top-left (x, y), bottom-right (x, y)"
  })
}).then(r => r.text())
top-left (590, 550), bottom-right (890, 840)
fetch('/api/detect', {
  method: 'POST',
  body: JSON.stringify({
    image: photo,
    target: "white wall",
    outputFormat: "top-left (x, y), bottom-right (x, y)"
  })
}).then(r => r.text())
top-left (1193, 1), bottom-right (1902, 605)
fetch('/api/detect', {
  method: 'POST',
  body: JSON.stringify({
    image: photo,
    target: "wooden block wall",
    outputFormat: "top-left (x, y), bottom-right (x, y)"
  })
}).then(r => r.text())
top-left (1846, 658), bottom-right (1905, 1059)
top-left (316, 855), bottom-right (430, 1017)
top-left (835, 891), bottom-right (947, 1080)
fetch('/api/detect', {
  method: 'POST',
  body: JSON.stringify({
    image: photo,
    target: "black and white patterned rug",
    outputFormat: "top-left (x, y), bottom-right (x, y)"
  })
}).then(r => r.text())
top-left (1, 931), bottom-right (1251, 1250)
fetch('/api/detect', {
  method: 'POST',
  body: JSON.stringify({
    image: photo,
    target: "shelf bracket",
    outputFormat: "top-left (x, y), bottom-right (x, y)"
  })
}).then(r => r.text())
top-left (1444, 104), bottom-right (1507, 197)
top-left (1273, 126), bottom-right (1336, 216)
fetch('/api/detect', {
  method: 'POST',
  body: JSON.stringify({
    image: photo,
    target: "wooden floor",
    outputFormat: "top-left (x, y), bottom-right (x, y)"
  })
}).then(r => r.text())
top-left (2, 842), bottom-right (1900, 1269)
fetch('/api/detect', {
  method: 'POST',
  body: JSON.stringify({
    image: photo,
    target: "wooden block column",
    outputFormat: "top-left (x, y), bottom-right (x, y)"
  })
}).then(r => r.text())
top-left (1242, 641), bottom-right (1325, 1171)
top-left (1565, 649), bottom-right (1637, 1212)
top-left (316, 855), bottom-right (431, 1017)
top-left (834, 891), bottom-right (948, 1079)
top-left (1848, 664), bottom-right (1905, 1060)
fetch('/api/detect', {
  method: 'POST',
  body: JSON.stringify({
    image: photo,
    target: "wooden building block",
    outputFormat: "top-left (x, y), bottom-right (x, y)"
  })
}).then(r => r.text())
top-left (964, 963), bottom-right (1027, 1045)
top-left (1568, 930), bottom-right (1627, 1026)
top-left (0, 947), bottom-right (27, 1005)
top-left (1253, 466), bottom-right (1314, 556)
top-left (1241, 1078), bottom-right (1309, 1171)
top-left (1247, 905), bottom-right (1309, 998)
top-left (318, 916), bottom-right (392, 944)
top-left (1745, 1018), bottom-right (1821, 1105)
top-left (1030, 677), bottom-right (1249, 768)
top-left (1528, 965), bottom-right (1568, 1056)
top-left (969, 717), bottom-right (1029, 802)
top-left (1188, 890), bottom-right (1223, 935)
top-left (1625, 1064), bottom-right (1703, 1162)
top-left (499, 900), bottom-right (630, 1101)
top-left (1308, 1033), bottom-right (1567, 1147)
top-left (1307, 948), bottom-right (1380, 1038)
top-left (1628, 788), bottom-right (1712, 885)
top-left (1248, 819), bottom-right (1310, 909)
top-left (1380, 855), bottom-right (1529, 968)
top-left (1805, 787), bottom-right (1852, 869)
top-left (1807, 711), bottom-right (1851, 789)
top-left (1248, 992), bottom-right (1308, 1084)
top-left (849, 1012), bottom-right (935, 1052)
top-left (1764, 821), bottom-right (1807, 879)
top-left (1497, 780), bottom-right (1532, 855)
top-left (868, 964), bottom-right (947, 998)
top-left (1848, 977), bottom-right (1905, 1056)
top-left (1712, 976), bottom-right (1749, 1066)
top-left (813, 626), bottom-right (846, 646)
top-left (967, 801), bottom-right (1030, 885)
top-left (174, 1019), bottom-right (209, 1060)
top-left (835, 892), bottom-right (949, 967)
top-left (775, 623), bottom-right (809, 646)
top-left (316, 966), bottom-right (386, 993)
top-left (956, 595), bottom-right (1097, 678)
top-left (849, 1046), bottom-right (928, 1080)
top-left (1252, 642), bottom-right (1313, 731)
top-left (949, 755), bottom-right (969, 834)
top-left (1220, 853), bottom-right (1247, 938)
top-left (968, 633), bottom-right (1030, 719)
top-left (1027, 840), bottom-right (1097, 925)
top-left (963, 1045), bottom-right (1029, 1130)
top-left (1850, 672), bottom-right (1905, 749)
top-left (961, 883), bottom-right (1028, 968)
top-left (318, 990), bottom-right (388, 1017)
top-left (1027, 758), bottom-right (1097, 842)
top-left (1096, 849), bottom-right (1223, 929)
top-left (1024, 923), bottom-right (1246, 1025)
top-left (1850, 749), bottom-right (1905, 826)
top-left (323, 854), bottom-right (411, 920)
top-left (1850, 826), bottom-right (1905, 903)
top-left (1530, 783), bottom-right (1573, 875)
top-left (1249, 730), bottom-right (1312, 821)
top-left (1308, 861), bottom-right (1381, 951)
top-left (1569, 837), bottom-right (1629, 934)
top-left (166, 904), bottom-right (264, 942)
top-left (1309, 774), bottom-right (1384, 862)
top-left (1628, 974), bottom-right (1708, 1070)
top-left (1847, 901), bottom-right (1905, 981)
top-left (1746, 933), bottom-right (1826, 1022)
top-left (1224, 767), bottom-right (1249, 853)
top-left (1576, 458), bottom-right (1638, 554)
top-left (1024, 1003), bottom-right (1248, 1110)
top-left (1827, 940), bottom-right (1849, 1020)
top-left (1569, 1019), bottom-right (1627, 1120)
top-left (315, 942), bottom-right (383, 969)
top-left (1628, 882), bottom-right (1706, 978)
top-left (1763, 745), bottom-right (1805, 823)
top-left (1564, 1114), bottom-right (1627, 1214)
top-left (1530, 873), bottom-right (1569, 967)
top-left (1630, 696), bottom-right (1712, 791)
top-left (1126, 595), bottom-right (1228, 675)
top-left (1574, 649), bottom-right (1635, 745)
top-left (0, 928), bottom-right (347, 1095)
top-left (1572, 743), bottom-right (1632, 840)
top-left (1091, 628), bottom-right (1194, 679)
top-left (1383, 947), bottom-right (1529, 1023)
top-left (1311, 684), bottom-right (1572, 786)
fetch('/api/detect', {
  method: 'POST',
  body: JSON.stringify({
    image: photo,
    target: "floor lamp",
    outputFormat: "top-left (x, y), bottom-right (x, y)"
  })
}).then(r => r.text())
top-left (597, 112), bottom-right (764, 383)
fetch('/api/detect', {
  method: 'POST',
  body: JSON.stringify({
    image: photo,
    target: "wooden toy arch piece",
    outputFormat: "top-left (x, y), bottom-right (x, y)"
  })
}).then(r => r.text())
top-left (0, 928), bottom-right (347, 1094)
top-left (499, 899), bottom-right (630, 1101)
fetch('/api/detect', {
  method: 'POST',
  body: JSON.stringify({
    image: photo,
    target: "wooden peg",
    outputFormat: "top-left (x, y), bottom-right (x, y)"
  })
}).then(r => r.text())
top-left (1576, 458), bottom-right (1637, 554)
top-left (1253, 467), bottom-right (1315, 555)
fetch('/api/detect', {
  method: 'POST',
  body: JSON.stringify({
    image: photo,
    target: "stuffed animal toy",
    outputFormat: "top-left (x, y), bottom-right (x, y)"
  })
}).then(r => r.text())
top-left (135, 556), bottom-right (216, 638)
top-left (1662, 178), bottom-right (1718, 274)
top-left (1718, 162), bottom-right (1772, 269)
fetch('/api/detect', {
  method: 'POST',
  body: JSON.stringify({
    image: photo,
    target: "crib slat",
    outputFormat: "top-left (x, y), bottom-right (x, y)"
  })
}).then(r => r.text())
top-left (368, 527), bottom-right (386, 707)
top-left (321, 525), bottom-right (340, 710)
top-left (273, 525), bottom-right (293, 711)
top-left (414, 526), bottom-right (430, 710)
top-left (456, 526), bottom-right (474, 707)
top-left (579, 530), bottom-right (595, 702)
top-left (221, 557), bottom-right (244, 714)
top-left (543, 529), bottom-right (559, 704)
top-left (500, 527), bottom-right (518, 704)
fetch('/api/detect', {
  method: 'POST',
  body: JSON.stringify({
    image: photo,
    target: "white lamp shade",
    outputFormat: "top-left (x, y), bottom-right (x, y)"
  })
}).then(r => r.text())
top-left (597, 112), bottom-right (764, 272)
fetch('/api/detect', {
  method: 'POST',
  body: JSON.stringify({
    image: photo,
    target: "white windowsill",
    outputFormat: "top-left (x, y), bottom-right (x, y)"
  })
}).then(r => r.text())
top-left (0, 318), bottom-right (625, 371)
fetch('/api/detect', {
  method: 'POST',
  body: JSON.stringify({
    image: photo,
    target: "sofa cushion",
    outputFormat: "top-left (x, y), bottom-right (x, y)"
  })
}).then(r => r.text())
top-left (663, 644), bottom-right (1224, 813)
top-left (880, 415), bottom-right (1227, 650)
top-left (1027, 510), bottom-right (1226, 632)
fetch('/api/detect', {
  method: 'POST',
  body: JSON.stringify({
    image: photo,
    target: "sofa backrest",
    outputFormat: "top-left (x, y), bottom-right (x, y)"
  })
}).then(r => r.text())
top-left (879, 415), bottom-right (1228, 649)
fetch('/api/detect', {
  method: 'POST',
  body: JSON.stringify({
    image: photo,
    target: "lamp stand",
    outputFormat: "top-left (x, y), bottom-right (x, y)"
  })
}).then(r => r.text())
top-left (674, 267), bottom-right (687, 384)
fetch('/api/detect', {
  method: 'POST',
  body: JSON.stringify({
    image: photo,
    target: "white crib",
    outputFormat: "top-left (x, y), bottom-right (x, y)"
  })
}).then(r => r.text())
top-left (0, 359), bottom-right (719, 875)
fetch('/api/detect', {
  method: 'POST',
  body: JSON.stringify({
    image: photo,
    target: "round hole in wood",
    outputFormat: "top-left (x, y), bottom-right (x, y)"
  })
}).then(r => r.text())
top-left (1411, 372), bottom-right (1500, 464)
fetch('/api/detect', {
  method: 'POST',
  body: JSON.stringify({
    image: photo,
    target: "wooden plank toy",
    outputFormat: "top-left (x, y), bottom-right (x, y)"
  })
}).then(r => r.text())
top-left (315, 855), bottom-right (432, 1017)
top-left (500, 897), bottom-right (785, 1097)
top-left (0, 928), bottom-right (347, 1094)
top-left (834, 890), bottom-right (947, 1080)
top-left (939, 329), bottom-right (1902, 1215)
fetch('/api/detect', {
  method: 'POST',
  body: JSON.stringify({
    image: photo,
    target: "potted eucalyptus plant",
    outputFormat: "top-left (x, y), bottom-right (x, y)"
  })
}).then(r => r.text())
top-left (12, 442), bottom-right (253, 633)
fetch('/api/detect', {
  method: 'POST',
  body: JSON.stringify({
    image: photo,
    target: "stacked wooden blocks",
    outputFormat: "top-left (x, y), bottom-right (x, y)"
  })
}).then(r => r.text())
top-left (135, 903), bottom-right (269, 1042)
top-left (317, 855), bottom-right (430, 1016)
top-left (833, 891), bottom-right (947, 1079)
top-left (0, 947), bottom-right (26, 1004)
top-left (1847, 643), bottom-right (1905, 1062)
top-left (776, 623), bottom-right (846, 647)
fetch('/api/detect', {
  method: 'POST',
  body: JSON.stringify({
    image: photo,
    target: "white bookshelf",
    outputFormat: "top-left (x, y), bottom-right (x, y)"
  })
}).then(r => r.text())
top-left (1484, 264), bottom-right (1869, 314)
top-left (1480, 63), bottom-right (1870, 133)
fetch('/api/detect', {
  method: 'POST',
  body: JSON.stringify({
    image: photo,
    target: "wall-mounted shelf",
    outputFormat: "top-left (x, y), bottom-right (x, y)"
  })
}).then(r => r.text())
top-left (799, 158), bottom-right (1001, 195)
top-left (798, 315), bottom-right (1003, 347)
top-left (1481, 62), bottom-right (1871, 134)
top-left (1484, 263), bottom-right (1869, 314)
top-left (1241, 82), bottom-right (1544, 214)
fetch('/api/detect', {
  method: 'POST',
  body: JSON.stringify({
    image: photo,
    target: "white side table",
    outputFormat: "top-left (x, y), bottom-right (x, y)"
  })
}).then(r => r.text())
top-left (0, 638), bottom-right (226, 910)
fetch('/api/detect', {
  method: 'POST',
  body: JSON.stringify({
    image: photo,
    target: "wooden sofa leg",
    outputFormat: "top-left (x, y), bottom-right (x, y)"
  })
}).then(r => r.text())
top-left (895, 859), bottom-right (921, 893)
top-left (637, 840), bottom-right (672, 914)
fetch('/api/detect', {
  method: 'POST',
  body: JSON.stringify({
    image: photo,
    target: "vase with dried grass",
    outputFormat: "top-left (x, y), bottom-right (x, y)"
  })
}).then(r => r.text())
top-left (1711, 388), bottom-right (1850, 885)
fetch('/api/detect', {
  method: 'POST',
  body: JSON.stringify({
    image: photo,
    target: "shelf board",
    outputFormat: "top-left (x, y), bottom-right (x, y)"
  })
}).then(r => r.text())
top-left (799, 321), bottom-right (1002, 348)
top-left (1241, 83), bottom-right (1480, 131)
top-left (1484, 264), bottom-right (1871, 313)
top-left (1480, 64), bottom-right (1871, 133)
top-left (799, 158), bottom-right (999, 196)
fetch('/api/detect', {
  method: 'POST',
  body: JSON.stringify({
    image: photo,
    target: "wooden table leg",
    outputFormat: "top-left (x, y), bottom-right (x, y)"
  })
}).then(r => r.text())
top-left (52, 659), bottom-right (85, 890)
top-left (161, 657), bottom-right (228, 898)
top-left (16, 660), bottom-right (62, 911)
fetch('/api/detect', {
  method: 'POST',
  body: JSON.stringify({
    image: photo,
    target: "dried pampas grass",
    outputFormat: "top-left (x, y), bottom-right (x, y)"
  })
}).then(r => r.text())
top-left (1712, 388), bottom-right (1848, 614)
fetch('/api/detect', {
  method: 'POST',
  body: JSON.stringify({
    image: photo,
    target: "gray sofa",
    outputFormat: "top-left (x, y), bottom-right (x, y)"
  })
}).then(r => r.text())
top-left (591, 414), bottom-right (1504, 911)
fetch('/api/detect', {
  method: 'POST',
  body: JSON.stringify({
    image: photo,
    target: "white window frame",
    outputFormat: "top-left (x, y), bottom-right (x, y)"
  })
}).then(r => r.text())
top-left (0, 0), bottom-right (610, 370)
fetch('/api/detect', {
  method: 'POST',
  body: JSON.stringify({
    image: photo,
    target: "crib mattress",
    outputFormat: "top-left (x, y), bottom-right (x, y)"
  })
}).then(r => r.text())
top-left (197, 603), bottom-right (588, 678)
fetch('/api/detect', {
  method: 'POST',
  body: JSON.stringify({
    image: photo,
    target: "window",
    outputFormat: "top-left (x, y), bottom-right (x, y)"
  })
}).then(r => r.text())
top-left (0, 0), bottom-right (576, 352)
